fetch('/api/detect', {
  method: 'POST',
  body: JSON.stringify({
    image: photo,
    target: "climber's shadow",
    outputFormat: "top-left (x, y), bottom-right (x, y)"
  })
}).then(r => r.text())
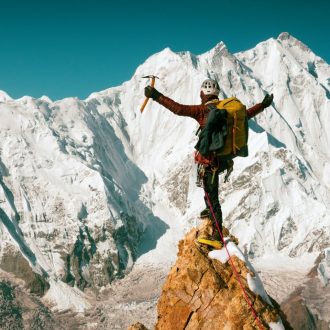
top-left (249, 119), bottom-right (286, 149)
top-left (136, 212), bottom-right (169, 257)
top-left (85, 101), bottom-right (169, 260)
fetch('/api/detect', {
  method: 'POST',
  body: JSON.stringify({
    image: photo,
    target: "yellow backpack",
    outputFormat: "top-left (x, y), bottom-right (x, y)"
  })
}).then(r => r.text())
top-left (211, 97), bottom-right (249, 159)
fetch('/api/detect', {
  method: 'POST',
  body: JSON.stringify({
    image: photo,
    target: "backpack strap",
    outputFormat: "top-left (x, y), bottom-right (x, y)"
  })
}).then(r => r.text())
top-left (196, 103), bottom-right (218, 136)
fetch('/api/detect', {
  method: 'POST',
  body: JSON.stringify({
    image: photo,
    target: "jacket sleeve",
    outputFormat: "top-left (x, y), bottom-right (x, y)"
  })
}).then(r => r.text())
top-left (246, 103), bottom-right (265, 119)
top-left (156, 94), bottom-right (206, 122)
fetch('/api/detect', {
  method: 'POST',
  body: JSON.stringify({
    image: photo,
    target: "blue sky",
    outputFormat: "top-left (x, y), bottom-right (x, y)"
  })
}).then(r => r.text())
top-left (0, 0), bottom-right (329, 100)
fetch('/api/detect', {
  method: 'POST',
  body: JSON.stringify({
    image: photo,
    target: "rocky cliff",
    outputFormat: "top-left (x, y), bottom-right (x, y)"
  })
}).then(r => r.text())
top-left (0, 269), bottom-right (89, 330)
top-left (154, 220), bottom-right (291, 330)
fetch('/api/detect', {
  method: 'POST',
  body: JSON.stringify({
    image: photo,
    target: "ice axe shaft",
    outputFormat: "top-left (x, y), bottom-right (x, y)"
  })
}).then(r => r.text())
top-left (140, 75), bottom-right (158, 113)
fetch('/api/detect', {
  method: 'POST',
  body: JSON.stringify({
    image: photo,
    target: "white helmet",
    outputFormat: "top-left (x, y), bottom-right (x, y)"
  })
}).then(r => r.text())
top-left (201, 79), bottom-right (220, 96)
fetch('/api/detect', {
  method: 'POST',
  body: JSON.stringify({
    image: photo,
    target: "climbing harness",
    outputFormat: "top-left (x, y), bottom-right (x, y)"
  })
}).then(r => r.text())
top-left (203, 189), bottom-right (266, 330)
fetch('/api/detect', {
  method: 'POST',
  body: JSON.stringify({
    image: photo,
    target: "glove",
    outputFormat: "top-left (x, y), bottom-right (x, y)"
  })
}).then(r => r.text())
top-left (144, 86), bottom-right (162, 100)
top-left (261, 93), bottom-right (274, 108)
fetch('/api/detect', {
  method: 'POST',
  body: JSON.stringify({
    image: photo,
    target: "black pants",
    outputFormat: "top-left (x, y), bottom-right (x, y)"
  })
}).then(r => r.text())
top-left (203, 169), bottom-right (223, 233)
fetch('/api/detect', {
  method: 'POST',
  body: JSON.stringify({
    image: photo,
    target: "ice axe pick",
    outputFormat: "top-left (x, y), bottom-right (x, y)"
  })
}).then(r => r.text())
top-left (140, 75), bottom-right (159, 113)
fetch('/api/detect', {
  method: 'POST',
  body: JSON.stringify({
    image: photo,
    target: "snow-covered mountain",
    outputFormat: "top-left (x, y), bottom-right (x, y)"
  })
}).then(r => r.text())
top-left (0, 32), bottom-right (329, 315)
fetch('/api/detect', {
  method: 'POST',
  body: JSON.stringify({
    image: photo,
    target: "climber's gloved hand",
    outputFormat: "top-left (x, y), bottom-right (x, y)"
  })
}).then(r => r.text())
top-left (144, 86), bottom-right (162, 100)
top-left (261, 93), bottom-right (274, 108)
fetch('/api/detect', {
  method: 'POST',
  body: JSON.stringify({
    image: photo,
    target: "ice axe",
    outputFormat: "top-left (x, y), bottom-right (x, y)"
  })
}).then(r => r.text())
top-left (140, 75), bottom-right (159, 113)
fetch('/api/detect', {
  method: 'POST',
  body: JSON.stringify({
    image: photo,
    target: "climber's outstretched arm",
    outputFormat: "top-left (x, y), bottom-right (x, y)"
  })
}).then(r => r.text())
top-left (247, 94), bottom-right (274, 119)
top-left (144, 86), bottom-right (206, 122)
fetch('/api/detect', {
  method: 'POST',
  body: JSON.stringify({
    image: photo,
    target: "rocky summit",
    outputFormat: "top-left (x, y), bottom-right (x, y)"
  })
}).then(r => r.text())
top-left (138, 220), bottom-right (290, 329)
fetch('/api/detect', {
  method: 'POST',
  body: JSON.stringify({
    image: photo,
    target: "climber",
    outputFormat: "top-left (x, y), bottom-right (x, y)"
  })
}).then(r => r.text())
top-left (144, 79), bottom-right (273, 247)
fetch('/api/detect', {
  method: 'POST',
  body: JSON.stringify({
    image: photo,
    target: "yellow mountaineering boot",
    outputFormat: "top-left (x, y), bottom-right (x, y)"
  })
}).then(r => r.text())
top-left (195, 219), bottom-right (223, 250)
top-left (196, 237), bottom-right (223, 250)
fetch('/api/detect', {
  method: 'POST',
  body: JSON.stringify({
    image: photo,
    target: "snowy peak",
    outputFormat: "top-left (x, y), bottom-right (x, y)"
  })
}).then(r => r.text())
top-left (277, 32), bottom-right (312, 55)
top-left (277, 32), bottom-right (292, 40)
top-left (235, 33), bottom-right (330, 163)
top-left (135, 47), bottom-right (179, 74)
top-left (134, 41), bottom-right (236, 95)
top-left (277, 32), bottom-right (330, 88)
top-left (0, 90), bottom-right (12, 102)
top-left (0, 90), bottom-right (54, 104)
top-left (39, 95), bottom-right (53, 103)
top-left (200, 41), bottom-right (229, 57)
top-left (197, 41), bottom-right (241, 79)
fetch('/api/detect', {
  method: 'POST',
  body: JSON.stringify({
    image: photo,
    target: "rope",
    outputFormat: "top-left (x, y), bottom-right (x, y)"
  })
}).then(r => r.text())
top-left (204, 190), bottom-right (266, 330)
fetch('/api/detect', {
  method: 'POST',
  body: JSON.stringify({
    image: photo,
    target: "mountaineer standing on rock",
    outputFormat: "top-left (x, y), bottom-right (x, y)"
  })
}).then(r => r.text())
top-left (144, 79), bottom-right (273, 247)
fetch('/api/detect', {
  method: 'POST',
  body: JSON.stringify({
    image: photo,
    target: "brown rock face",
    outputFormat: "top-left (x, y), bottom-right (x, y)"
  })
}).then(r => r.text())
top-left (0, 270), bottom-right (97, 330)
top-left (0, 280), bottom-right (56, 330)
top-left (281, 287), bottom-right (328, 330)
top-left (0, 245), bottom-right (49, 296)
top-left (155, 221), bottom-right (289, 330)
top-left (280, 251), bottom-right (330, 330)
